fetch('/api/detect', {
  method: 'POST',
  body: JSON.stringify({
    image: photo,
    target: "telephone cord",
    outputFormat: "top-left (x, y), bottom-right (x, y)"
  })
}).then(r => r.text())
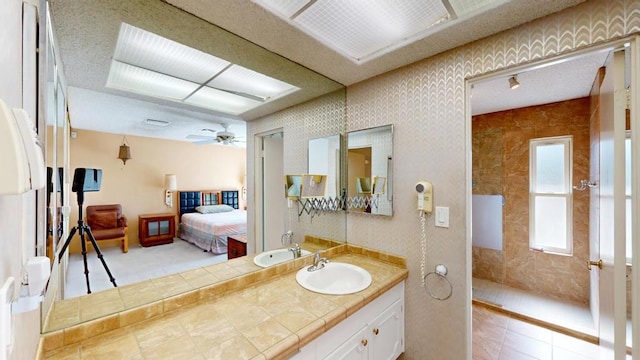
top-left (420, 210), bottom-right (427, 287)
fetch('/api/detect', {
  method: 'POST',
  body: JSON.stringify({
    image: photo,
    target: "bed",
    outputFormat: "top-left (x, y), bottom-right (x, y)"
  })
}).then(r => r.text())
top-left (178, 190), bottom-right (246, 254)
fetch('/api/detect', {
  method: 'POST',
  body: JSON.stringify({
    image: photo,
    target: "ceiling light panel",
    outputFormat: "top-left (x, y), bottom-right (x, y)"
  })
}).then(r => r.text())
top-left (185, 86), bottom-right (261, 115)
top-left (208, 65), bottom-right (300, 100)
top-left (107, 23), bottom-right (300, 116)
top-left (256, 0), bottom-right (450, 62)
top-left (113, 23), bottom-right (230, 83)
top-left (448, 0), bottom-right (504, 17)
top-left (106, 61), bottom-right (199, 101)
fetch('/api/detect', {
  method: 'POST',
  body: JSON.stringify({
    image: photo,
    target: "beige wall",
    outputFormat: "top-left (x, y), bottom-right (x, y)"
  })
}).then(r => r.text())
top-left (67, 130), bottom-right (246, 253)
top-left (472, 98), bottom-right (591, 305)
top-left (249, 1), bottom-right (640, 358)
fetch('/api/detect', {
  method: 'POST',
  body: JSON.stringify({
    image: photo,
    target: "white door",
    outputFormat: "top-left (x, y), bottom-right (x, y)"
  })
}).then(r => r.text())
top-left (595, 48), bottom-right (628, 359)
top-left (262, 133), bottom-right (285, 251)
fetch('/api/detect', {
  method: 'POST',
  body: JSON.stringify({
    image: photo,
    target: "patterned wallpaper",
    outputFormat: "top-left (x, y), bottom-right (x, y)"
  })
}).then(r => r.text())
top-left (246, 89), bottom-right (347, 253)
top-left (249, 0), bottom-right (640, 358)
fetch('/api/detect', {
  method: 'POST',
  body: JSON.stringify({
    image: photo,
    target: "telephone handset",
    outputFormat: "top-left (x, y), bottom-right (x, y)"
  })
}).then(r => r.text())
top-left (415, 181), bottom-right (433, 213)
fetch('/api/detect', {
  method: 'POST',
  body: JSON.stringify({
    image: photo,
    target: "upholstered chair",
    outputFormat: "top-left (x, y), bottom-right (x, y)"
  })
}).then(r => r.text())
top-left (85, 204), bottom-right (128, 253)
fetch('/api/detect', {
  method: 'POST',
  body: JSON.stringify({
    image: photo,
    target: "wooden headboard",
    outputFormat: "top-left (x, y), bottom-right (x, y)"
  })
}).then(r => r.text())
top-left (178, 190), bottom-right (240, 219)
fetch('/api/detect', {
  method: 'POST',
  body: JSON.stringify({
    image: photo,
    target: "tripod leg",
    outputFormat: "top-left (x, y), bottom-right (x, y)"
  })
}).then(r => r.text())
top-left (78, 227), bottom-right (92, 294)
top-left (84, 226), bottom-right (118, 288)
top-left (57, 226), bottom-right (79, 262)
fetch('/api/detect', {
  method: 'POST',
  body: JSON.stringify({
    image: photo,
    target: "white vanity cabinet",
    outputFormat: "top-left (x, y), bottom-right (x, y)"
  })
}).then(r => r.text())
top-left (290, 281), bottom-right (405, 360)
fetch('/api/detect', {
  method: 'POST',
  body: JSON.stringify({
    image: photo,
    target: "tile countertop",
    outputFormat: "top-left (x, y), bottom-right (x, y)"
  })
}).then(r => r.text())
top-left (40, 244), bottom-right (407, 360)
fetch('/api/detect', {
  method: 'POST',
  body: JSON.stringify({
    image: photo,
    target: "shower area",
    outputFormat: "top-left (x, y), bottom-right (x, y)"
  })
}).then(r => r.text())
top-left (471, 98), bottom-right (596, 336)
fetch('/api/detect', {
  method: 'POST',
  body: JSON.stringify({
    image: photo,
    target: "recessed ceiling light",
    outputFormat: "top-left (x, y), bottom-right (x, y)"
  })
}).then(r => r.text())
top-left (106, 23), bottom-right (300, 115)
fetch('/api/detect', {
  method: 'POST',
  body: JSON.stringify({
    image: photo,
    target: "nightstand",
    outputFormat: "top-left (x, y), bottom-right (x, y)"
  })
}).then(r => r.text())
top-left (138, 213), bottom-right (175, 247)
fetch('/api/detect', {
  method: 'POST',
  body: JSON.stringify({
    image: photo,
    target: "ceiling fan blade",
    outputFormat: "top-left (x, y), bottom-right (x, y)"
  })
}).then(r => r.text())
top-left (192, 138), bottom-right (217, 145)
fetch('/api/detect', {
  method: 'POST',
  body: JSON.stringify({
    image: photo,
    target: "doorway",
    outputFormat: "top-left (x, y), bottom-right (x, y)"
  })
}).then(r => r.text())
top-left (468, 41), bottom-right (635, 357)
top-left (257, 131), bottom-right (286, 253)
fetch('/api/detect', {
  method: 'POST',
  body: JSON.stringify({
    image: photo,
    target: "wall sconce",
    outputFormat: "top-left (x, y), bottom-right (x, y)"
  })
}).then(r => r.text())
top-left (117, 136), bottom-right (132, 165)
top-left (165, 174), bottom-right (177, 207)
top-left (241, 175), bottom-right (247, 201)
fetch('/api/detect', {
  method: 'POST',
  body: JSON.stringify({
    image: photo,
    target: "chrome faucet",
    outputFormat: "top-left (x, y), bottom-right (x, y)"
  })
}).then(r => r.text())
top-left (281, 231), bottom-right (302, 258)
top-left (307, 251), bottom-right (329, 272)
top-left (289, 243), bottom-right (302, 258)
top-left (281, 230), bottom-right (293, 245)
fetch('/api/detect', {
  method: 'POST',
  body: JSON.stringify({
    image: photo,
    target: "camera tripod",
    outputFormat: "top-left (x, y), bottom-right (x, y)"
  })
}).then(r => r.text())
top-left (57, 190), bottom-right (117, 294)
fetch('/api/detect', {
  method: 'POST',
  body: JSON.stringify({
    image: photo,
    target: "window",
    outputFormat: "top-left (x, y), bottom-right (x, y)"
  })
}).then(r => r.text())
top-left (529, 136), bottom-right (573, 254)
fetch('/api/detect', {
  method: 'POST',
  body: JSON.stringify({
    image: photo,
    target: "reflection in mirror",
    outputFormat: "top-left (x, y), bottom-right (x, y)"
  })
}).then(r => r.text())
top-left (301, 174), bottom-right (327, 198)
top-left (284, 175), bottom-right (302, 200)
top-left (42, 0), bottom-right (346, 333)
top-left (347, 125), bottom-right (393, 216)
top-left (308, 135), bottom-right (341, 198)
top-left (55, 82), bottom-right (66, 251)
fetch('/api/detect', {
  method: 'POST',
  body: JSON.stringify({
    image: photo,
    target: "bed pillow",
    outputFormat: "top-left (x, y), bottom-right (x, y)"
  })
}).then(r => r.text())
top-left (195, 204), bottom-right (234, 214)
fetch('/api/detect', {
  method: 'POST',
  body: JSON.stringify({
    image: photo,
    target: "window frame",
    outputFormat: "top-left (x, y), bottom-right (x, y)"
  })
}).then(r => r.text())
top-left (529, 135), bottom-right (573, 255)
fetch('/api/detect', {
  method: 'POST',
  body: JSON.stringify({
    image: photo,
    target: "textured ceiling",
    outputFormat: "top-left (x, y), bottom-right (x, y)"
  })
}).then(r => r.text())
top-left (166, 0), bottom-right (586, 85)
top-left (49, 0), bottom-right (587, 142)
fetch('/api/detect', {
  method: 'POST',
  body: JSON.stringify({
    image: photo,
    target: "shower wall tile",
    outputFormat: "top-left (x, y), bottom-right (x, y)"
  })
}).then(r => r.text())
top-left (472, 98), bottom-right (591, 304)
top-left (472, 247), bottom-right (504, 283)
top-left (247, 1), bottom-right (640, 358)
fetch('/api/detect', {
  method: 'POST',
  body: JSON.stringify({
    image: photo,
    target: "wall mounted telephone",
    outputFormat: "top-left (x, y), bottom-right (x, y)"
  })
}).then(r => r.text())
top-left (415, 181), bottom-right (433, 213)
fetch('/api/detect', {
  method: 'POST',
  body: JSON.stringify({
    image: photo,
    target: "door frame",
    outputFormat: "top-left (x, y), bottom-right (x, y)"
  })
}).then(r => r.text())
top-left (630, 35), bottom-right (640, 357)
top-left (254, 128), bottom-right (284, 254)
top-left (465, 38), bottom-right (637, 357)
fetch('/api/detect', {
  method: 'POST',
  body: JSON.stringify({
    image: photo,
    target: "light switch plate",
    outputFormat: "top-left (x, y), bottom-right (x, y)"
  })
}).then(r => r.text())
top-left (435, 206), bottom-right (449, 228)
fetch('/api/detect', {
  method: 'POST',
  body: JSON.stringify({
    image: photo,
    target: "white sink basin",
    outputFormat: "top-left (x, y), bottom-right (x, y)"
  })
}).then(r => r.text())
top-left (253, 248), bottom-right (312, 268)
top-left (296, 262), bottom-right (372, 295)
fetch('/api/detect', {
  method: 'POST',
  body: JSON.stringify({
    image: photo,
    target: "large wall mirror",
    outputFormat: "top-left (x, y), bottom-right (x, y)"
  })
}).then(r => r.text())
top-left (347, 125), bottom-right (393, 216)
top-left (41, 0), bottom-right (345, 333)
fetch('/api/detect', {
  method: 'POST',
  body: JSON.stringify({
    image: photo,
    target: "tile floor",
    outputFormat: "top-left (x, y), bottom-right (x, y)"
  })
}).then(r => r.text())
top-left (64, 239), bottom-right (226, 299)
top-left (473, 277), bottom-right (634, 358)
top-left (473, 277), bottom-right (596, 336)
top-left (472, 305), bottom-right (609, 360)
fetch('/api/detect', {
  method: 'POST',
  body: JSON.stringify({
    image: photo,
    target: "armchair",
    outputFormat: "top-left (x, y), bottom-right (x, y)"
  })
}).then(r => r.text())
top-left (85, 204), bottom-right (129, 253)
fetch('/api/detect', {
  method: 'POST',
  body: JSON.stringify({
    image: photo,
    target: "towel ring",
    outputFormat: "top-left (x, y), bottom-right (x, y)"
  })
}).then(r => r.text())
top-left (423, 264), bottom-right (453, 301)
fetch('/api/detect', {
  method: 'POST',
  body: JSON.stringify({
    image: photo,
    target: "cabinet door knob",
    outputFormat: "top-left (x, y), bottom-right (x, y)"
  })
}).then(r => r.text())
top-left (373, 328), bottom-right (379, 335)
top-left (361, 339), bottom-right (368, 346)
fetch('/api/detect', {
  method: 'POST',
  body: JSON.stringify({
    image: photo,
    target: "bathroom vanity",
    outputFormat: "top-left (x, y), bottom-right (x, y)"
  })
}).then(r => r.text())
top-left (290, 281), bottom-right (404, 359)
top-left (39, 243), bottom-right (407, 359)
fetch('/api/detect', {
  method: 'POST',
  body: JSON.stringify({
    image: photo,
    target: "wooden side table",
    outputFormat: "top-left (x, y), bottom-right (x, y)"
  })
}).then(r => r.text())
top-left (227, 234), bottom-right (247, 259)
top-left (138, 213), bottom-right (175, 247)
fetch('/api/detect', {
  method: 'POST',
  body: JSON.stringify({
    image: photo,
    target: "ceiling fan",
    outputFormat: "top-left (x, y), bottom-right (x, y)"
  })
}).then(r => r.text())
top-left (188, 123), bottom-right (244, 145)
